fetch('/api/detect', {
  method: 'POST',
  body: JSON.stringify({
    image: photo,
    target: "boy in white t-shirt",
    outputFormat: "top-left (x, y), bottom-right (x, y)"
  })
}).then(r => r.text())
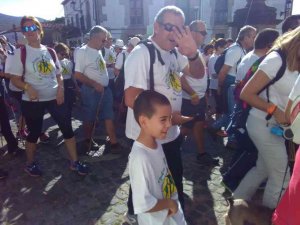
top-left (129, 90), bottom-right (186, 225)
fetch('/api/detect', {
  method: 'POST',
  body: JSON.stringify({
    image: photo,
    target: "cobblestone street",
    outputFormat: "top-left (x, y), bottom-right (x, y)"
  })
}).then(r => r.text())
top-left (0, 105), bottom-right (233, 225)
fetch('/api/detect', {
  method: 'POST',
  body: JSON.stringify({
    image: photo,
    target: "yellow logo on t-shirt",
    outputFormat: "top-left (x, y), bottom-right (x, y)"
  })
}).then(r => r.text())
top-left (99, 59), bottom-right (106, 71)
top-left (167, 71), bottom-right (181, 93)
top-left (108, 54), bottom-right (115, 63)
top-left (61, 66), bottom-right (69, 76)
top-left (162, 169), bottom-right (177, 199)
top-left (37, 57), bottom-right (54, 75)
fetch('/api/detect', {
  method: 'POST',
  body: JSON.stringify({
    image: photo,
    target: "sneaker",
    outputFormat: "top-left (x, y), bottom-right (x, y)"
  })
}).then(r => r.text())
top-left (24, 162), bottom-right (42, 177)
top-left (16, 129), bottom-right (28, 139)
top-left (39, 132), bottom-right (50, 143)
top-left (123, 212), bottom-right (137, 225)
top-left (197, 153), bottom-right (219, 166)
top-left (85, 139), bottom-right (99, 151)
top-left (216, 130), bottom-right (228, 137)
top-left (70, 161), bottom-right (89, 175)
top-left (0, 169), bottom-right (8, 180)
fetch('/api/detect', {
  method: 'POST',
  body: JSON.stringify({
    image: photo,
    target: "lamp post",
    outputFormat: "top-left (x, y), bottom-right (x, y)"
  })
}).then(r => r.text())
top-left (71, 0), bottom-right (83, 43)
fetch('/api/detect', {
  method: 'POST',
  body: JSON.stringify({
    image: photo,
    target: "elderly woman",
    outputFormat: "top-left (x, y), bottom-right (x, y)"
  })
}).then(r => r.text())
top-left (233, 27), bottom-right (300, 209)
top-left (6, 16), bottom-right (88, 177)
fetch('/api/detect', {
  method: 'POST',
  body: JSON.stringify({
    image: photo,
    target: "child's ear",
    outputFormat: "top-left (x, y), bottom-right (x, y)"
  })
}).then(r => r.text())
top-left (139, 115), bottom-right (147, 127)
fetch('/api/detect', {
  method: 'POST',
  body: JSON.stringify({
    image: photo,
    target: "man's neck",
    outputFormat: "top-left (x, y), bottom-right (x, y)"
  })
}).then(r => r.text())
top-left (254, 48), bottom-right (268, 58)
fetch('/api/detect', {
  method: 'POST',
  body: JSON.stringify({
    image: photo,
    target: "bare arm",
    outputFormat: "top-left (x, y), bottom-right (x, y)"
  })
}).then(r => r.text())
top-left (114, 68), bottom-right (120, 76)
top-left (147, 199), bottom-right (178, 216)
top-left (11, 75), bottom-right (38, 101)
top-left (240, 69), bottom-right (288, 124)
top-left (74, 71), bottom-right (103, 93)
top-left (180, 75), bottom-right (199, 105)
top-left (56, 74), bottom-right (64, 105)
top-left (124, 86), bottom-right (144, 109)
top-left (285, 99), bottom-right (293, 124)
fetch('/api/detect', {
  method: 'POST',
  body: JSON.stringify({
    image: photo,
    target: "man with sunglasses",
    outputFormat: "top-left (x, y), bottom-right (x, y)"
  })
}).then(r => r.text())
top-left (123, 5), bottom-right (205, 224)
top-left (74, 26), bottom-right (121, 154)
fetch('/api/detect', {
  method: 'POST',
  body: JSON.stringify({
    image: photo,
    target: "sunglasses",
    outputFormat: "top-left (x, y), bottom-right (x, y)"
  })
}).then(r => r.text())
top-left (22, 24), bottom-right (39, 32)
top-left (159, 22), bottom-right (184, 33)
top-left (193, 30), bottom-right (207, 36)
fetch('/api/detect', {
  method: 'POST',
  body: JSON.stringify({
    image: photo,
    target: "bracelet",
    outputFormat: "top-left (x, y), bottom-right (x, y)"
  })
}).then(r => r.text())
top-left (24, 83), bottom-right (29, 91)
top-left (187, 50), bottom-right (199, 61)
top-left (265, 104), bottom-right (277, 121)
top-left (190, 92), bottom-right (198, 99)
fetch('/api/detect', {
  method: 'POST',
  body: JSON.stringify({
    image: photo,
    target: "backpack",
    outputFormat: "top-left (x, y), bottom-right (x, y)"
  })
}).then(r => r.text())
top-left (114, 52), bottom-right (126, 102)
top-left (19, 45), bottom-right (57, 78)
top-left (214, 42), bottom-right (245, 74)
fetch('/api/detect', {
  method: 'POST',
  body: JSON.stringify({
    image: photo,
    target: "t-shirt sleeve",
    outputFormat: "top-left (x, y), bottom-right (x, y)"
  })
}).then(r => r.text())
top-left (115, 53), bottom-right (123, 70)
top-left (124, 45), bottom-right (149, 90)
top-left (129, 149), bottom-right (157, 214)
top-left (74, 49), bottom-right (85, 73)
top-left (258, 51), bottom-right (282, 80)
top-left (289, 75), bottom-right (300, 101)
top-left (5, 48), bottom-right (23, 77)
top-left (224, 46), bottom-right (242, 67)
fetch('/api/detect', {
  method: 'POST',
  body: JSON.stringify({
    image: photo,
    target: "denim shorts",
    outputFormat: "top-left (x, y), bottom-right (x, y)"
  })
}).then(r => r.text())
top-left (181, 97), bottom-right (206, 129)
top-left (81, 85), bottom-right (114, 122)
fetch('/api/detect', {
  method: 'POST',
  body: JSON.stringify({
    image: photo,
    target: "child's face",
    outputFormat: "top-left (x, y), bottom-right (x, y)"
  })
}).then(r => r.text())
top-left (142, 104), bottom-right (172, 140)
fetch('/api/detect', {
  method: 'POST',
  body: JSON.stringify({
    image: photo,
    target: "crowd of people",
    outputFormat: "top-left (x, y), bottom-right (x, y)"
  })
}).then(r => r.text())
top-left (0, 5), bottom-right (300, 225)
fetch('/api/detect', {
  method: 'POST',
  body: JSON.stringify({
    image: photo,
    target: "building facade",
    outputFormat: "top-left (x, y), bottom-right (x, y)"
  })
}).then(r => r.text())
top-left (62, 0), bottom-right (289, 45)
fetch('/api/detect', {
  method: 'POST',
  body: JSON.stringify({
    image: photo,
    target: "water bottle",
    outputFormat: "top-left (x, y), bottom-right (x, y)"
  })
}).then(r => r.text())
top-left (270, 126), bottom-right (283, 136)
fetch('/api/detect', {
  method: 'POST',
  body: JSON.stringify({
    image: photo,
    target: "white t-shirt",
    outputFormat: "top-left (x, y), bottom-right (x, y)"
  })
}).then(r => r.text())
top-left (289, 75), bottom-right (300, 101)
top-left (5, 44), bottom-right (62, 101)
top-left (6, 54), bottom-right (22, 92)
top-left (249, 51), bottom-right (299, 120)
top-left (224, 43), bottom-right (246, 77)
top-left (60, 58), bottom-right (73, 80)
top-left (103, 46), bottom-right (116, 79)
top-left (115, 51), bottom-right (129, 70)
top-left (182, 54), bottom-right (207, 99)
top-left (236, 50), bottom-right (259, 82)
top-left (75, 45), bottom-right (109, 87)
top-left (129, 141), bottom-right (186, 225)
top-left (124, 39), bottom-right (188, 143)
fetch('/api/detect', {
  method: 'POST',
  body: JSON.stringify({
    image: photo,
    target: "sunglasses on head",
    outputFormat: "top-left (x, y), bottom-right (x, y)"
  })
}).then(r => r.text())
top-left (22, 24), bottom-right (39, 32)
top-left (159, 22), bottom-right (184, 33)
top-left (193, 30), bottom-right (207, 36)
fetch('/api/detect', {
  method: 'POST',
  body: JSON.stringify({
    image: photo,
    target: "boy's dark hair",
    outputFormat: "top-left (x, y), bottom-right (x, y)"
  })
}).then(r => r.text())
top-left (254, 28), bottom-right (279, 50)
top-left (133, 90), bottom-right (170, 125)
top-left (203, 44), bottom-right (214, 54)
top-left (282, 14), bottom-right (300, 34)
top-left (214, 38), bottom-right (227, 49)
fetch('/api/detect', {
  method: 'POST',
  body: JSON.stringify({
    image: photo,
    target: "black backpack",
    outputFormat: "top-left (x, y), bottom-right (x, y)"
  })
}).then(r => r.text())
top-left (214, 42), bottom-right (245, 74)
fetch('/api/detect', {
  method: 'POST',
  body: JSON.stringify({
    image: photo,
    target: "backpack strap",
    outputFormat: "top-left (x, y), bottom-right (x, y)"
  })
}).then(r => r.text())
top-left (140, 40), bottom-right (156, 91)
top-left (101, 48), bottom-right (105, 58)
top-left (47, 47), bottom-right (59, 69)
top-left (264, 49), bottom-right (286, 102)
top-left (20, 45), bottom-right (26, 79)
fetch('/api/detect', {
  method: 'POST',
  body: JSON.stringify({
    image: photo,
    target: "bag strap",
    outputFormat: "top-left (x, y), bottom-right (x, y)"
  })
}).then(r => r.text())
top-left (47, 47), bottom-right (59, 69)
top-left (140, 40), bottom-right (156, 91)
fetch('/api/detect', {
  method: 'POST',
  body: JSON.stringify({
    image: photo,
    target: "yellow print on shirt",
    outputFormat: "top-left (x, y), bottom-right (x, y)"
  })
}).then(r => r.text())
top-left (108, 54), bottom-right (115, 63)
top-left (37, 56), bottom-right (54, 75)
top-left (166, 71), bottom-right (181, 93)
top-left (62, 66), bottom-right (69, 76)
top-left (162, 169), bottom-right (177, 199)
top-left (99, 59), bottom-right (106, 71)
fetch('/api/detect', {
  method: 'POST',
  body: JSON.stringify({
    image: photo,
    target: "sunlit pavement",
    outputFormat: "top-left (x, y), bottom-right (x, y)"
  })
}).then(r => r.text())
top-left (0, 105), bottom-right (233, 225)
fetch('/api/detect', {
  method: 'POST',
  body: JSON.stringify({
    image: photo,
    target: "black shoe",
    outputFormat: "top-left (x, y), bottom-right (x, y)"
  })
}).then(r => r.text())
top-left (197, 153), bottom-right (219, 166)
top-left (85, 139), bottom-right (99, 151)
top-left (0, 169), bottom-right (8, 180)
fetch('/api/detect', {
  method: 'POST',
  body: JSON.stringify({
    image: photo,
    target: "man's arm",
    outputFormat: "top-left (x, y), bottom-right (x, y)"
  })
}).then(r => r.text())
top-left (147, 199), bottom-right (178, 216)
top-left (74, 71), bottom-right (103, 93)
top-left (124, 86), bottom-right (144, 109)
top-left (180, 75), bottom-right (199, 105)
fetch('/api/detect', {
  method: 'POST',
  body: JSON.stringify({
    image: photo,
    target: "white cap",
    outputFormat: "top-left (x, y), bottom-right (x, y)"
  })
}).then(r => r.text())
top-left (128, 37), bottom-right (140, 47)
top-left (115, 39), bottom-right (124, 48)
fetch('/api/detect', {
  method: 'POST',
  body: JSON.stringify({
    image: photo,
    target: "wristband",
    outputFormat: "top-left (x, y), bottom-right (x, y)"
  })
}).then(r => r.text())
top-left (265, 104), bottom-right (277, 121)
top-left (187, 50), bottom-right (199, 61)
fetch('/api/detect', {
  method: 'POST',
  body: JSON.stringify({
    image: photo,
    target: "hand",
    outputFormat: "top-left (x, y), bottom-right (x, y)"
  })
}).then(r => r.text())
top-left (191, 95), bottom-right (200, 105)
top-left (167, 199), bottom-right (178, 217)
top-left (93, 82), bottom-right (104, 93)
top-left (172, 111), bottom-right (193, 125)
top-left (27, 85), bottom-right (39, 102)
top-left (273, 108), bottom-right (289, 125)
top-left (172, 26), bottom-right (197, 58)
top-left (56, 86), bottom-right (64, 105)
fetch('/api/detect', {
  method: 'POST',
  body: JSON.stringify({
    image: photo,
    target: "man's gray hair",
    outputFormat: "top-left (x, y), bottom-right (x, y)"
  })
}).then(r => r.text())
top-left (237, 25), bottom-right (256, 42)
top-left (189, 20), bottom-right (205, 32)
top-left (154, 5), bottom-right (185, 24)
top-left (89, 25), bottom-right (108, 39)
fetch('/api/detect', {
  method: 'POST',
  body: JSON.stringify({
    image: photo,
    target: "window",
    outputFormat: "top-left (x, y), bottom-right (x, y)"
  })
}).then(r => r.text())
top-left (215, 0), bottom-right (228, 25)
top-left (130, 0), bottom-right (143, 26)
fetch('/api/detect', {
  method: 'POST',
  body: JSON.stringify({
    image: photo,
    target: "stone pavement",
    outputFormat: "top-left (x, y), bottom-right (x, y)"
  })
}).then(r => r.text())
top-left (0, 105), bottom-right (235, 225)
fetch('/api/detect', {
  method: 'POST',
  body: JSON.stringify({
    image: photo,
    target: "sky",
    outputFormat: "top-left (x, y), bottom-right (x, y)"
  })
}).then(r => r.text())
top-left (0, 0), bottom-right (64, 20)
top-left (0, 0), bottom-right (299, 21)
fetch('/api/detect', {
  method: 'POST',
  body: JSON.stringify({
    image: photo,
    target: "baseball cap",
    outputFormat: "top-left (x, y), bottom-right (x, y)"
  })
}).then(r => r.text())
top-left (115, 39), bottom-right (124, 48)
top-left (128, 37), bottom-right (140, 47)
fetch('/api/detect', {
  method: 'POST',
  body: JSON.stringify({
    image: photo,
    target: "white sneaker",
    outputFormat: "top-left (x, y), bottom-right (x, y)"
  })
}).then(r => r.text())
top-left (123, 212), bottom-right (137, 225)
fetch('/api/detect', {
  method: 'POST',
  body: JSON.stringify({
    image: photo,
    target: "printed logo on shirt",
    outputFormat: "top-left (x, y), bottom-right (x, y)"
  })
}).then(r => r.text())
top-left (98, 58), bottom-right (106, 72)
top-left (61, 66), bottom-right (69, 76)
top-left (34, 55), bottom-right (54, 77)
top-left (162, 169), bottom-right (177, 199)
top-left (108, 54), bottom-right (115, 64)
top-left (165, 70), bottom-right (181, 94)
